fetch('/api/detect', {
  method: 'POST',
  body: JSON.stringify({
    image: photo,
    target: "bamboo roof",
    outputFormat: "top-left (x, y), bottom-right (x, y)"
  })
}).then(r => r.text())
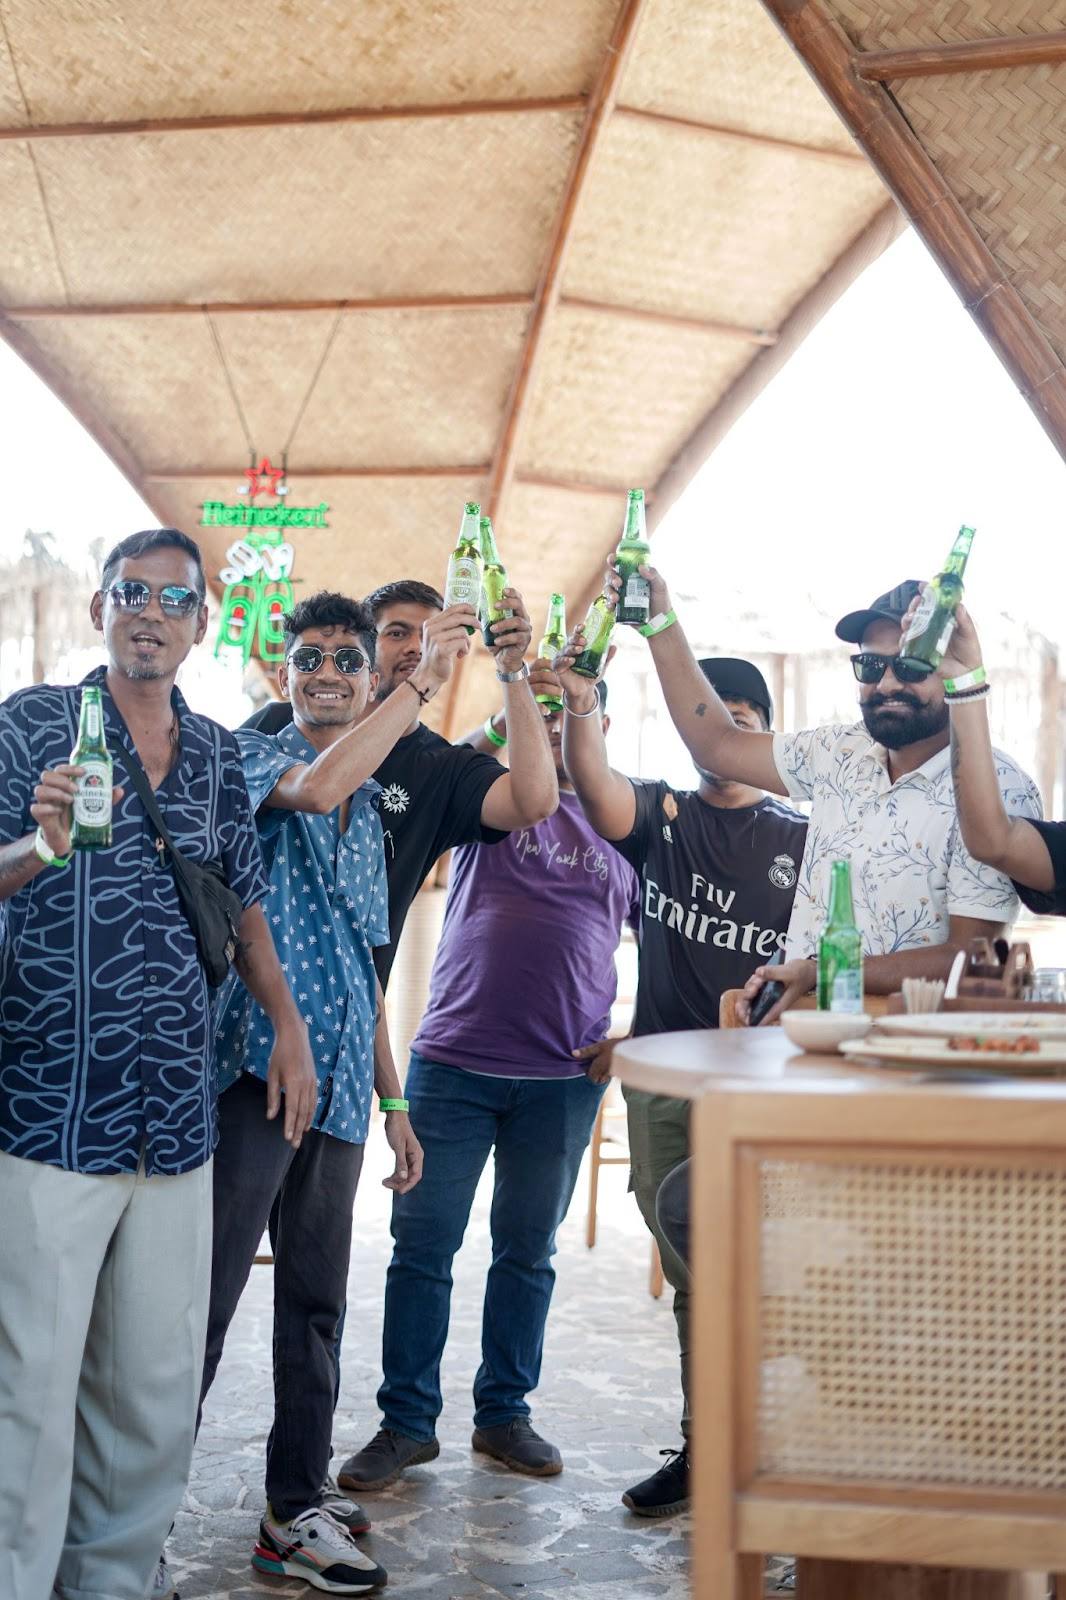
top-left (0, 0), bottom-right (894, 731)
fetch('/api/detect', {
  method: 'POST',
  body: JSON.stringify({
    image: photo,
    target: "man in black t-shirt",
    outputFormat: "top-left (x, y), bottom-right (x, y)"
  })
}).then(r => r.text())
top-left (560, 648), bottom-right (806, 1519)
top-left (244, 579), bottom-right (559, 988)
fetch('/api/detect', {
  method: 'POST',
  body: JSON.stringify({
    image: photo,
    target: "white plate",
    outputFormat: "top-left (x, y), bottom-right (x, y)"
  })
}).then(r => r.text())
top-left (876, 1012), bottom-right (1066, 1041)
top-left (844, 1035), bottom-right (1066, 1073)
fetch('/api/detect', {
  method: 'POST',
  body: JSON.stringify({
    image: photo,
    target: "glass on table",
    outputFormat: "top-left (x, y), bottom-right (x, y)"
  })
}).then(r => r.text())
top-left (1029, 968), bottom-right (1066, 1004)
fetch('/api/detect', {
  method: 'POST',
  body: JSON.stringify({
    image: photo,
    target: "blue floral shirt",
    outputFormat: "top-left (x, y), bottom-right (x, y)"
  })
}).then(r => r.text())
top-left (214, 725), bottom-right (389, 1146)
top-left (0, 668), bottom-right (268, 1177)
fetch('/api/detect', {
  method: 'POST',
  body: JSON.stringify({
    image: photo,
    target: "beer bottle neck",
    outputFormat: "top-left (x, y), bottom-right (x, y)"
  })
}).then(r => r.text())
top-left (620, 499), bottom-right (648, 548)
top-left (825, 863), bottom-right (856, 927)
top-left (942, 528), bottom-right (975, 579)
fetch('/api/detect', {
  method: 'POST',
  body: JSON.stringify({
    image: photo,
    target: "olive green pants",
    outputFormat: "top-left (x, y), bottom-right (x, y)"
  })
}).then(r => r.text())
top-left (622, 1087), bottom-right (691, 1438)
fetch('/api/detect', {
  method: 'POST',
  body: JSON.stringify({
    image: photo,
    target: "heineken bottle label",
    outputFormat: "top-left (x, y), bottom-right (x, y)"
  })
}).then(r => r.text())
top-left (73, 762), bottom-right (112, 826)
top-left (445, 555), bottom-right (481, 610)
top-left (829, 969), bottom-right (863, 1014)
top-left (622, 574), bottom-right (650, 607)
top-left (902, 584), bottom-right (936, 642)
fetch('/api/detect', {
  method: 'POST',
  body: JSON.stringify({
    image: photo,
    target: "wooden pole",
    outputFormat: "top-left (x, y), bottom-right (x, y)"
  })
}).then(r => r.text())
top-left (856, 30), bottom-right (1066, 81)
top-left (757, 0), bottom-right (1066, 466)
top-left (3, 293), bottom-right (532, 319)
top-left (615, 103), bottom-right (867, 164)
top-left (0, 93), bottom-right (586, 144)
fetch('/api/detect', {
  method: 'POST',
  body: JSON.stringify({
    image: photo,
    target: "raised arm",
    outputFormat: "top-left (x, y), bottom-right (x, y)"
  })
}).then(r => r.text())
top-left (478, 587), bottom-right (559, 830)
top-left (905, 601), bottom-right (1054, 892)
top-left (555, 635), bottom-right (636, 842)
top-left (609, 561), bottom-right (786, 796)
top-left (262, 607), bottom-right (470, 815)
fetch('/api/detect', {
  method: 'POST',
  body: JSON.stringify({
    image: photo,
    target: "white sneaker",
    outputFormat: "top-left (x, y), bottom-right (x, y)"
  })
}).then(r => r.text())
top-left (253, 1506), bottom-right (387, 1593)
top-left (148, 1556), bottom-right (178, 1599)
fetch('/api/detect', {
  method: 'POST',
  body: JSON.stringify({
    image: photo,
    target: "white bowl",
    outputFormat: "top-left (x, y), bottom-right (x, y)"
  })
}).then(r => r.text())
top-left (781, 1011), bottom-right (874, 1054)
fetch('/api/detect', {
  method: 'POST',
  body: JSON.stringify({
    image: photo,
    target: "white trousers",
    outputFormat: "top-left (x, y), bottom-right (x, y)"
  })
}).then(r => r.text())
top-left (0, 1148), bottom-right (212, 1600)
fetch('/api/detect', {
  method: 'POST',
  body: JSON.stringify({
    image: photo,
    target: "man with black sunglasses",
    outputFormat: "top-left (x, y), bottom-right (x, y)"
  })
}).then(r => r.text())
top-left (0, 529), bottom-right (315, 1600)
top-left (598, 566), bottom-right (1040, 1023)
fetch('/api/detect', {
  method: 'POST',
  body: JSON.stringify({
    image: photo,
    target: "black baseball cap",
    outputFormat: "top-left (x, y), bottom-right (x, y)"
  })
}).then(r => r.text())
top-left (697, 657), bottom-right (773, 727)
top-left (835, 581), bottom-right (923, 644)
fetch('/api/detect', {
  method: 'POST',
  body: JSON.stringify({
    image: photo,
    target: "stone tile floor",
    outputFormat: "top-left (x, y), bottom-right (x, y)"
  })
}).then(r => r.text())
top-left (172, 1122), bottom-right (697, 1600)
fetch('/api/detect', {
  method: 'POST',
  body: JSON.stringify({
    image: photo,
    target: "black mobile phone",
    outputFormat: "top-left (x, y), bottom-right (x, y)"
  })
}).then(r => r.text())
top-left (748, 949), bottom-right (785, 1027)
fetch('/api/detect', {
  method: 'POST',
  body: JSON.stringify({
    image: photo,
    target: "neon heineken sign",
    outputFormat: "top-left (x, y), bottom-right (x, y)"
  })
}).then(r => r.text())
top-left (200, 456), bottom-right (329, 530)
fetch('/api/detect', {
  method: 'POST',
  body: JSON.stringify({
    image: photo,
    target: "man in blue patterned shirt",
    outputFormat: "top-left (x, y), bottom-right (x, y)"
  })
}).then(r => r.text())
top-left (199, 588), bottom-right (499, 1595)
top-left (0, 529), bottom-right (315, 1600)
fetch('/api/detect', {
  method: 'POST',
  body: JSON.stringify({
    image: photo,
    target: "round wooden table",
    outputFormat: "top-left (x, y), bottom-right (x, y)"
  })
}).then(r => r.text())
top-left (613, 1027), bottom-right (1065, 1600)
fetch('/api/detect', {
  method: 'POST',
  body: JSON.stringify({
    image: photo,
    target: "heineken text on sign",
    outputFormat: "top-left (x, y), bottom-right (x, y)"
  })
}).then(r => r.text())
top-left (201, 500), bottom-right (329, 529)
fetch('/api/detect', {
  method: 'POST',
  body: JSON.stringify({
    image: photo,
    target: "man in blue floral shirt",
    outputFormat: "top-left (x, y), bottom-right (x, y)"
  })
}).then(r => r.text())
top-left (199, 589), bottom-right (486, 1595)
top-left (0, 529), bottom-right (314, 1600)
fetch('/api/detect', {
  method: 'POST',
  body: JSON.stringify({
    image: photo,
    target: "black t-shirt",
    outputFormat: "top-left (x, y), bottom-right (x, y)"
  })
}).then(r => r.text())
top-left (612, 780), bottom-right (809, 1036)
top-left (1013, 818), bottom-right (1066, 918)
top-left (241, 700), bottom-right (507, 986)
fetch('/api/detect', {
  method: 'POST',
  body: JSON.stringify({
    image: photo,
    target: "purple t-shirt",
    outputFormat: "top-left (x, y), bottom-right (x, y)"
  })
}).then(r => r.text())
top-left (412, 792), bottom-right (640, 1078)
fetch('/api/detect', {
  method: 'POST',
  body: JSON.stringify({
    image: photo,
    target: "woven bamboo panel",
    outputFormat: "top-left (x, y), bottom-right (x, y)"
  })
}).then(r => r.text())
top-left (561, 115), bottom-right (886, 327)
top-left (0, 27), bottom-right (25, 124)
top-left (27, 113), bottom-right (582, 305)
top-left (494, 481), bottom-right (622, 611)
top-left (620, 0), bottom-right (859, 153)
top-left (0, 149), bottom-right (68, 302)
top-left (24, 305), bottom-right (529, 469)
top-left (758, 1157), bottom-right (1066, 1490)
top-left (894, 63), bottom-right (1066, 364)
top-left (0, 0), bottom-right (618, 121)
top-left (519, 304), bottom-right (752, 485)
top-left (829, 0), bottom-right (1066, 56)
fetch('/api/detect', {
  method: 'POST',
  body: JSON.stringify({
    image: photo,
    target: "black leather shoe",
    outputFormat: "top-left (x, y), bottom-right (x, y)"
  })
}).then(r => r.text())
top-left (621, 1445), bottom-right (690, 1516)
top-left (471, 1418), bottom-right (563, 1476)
top-left (336, 1428), bottom-right (440, 1492)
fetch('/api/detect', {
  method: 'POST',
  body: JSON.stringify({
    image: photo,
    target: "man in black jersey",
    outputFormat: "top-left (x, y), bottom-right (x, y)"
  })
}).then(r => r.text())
top-left (244, 580), bottom-right (559, 988)
top-left (559, 646), bottom-right (806, 1519)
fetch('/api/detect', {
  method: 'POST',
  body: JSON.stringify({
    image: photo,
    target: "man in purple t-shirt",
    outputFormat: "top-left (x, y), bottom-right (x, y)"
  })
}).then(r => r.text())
top-left (336, 676), bottom-right (638, 1491)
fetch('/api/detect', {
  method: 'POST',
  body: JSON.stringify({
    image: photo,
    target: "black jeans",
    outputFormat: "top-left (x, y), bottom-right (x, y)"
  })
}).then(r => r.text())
top-left (655, 1157), bottom-right (691, 1270)
top-left (199, 1074), bottom-right (364, 1521)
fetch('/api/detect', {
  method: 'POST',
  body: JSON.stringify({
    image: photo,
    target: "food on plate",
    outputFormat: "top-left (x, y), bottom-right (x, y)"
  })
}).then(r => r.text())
top-left (947, 1034), bottom-right (1039, 1055)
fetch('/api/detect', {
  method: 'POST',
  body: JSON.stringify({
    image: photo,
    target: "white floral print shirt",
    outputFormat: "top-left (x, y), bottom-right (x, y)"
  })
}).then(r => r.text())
top-left (771, 723), bottom-right (1042, 961)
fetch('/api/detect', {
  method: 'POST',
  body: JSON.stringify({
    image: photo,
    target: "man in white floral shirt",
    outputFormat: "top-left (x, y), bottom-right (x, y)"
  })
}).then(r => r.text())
top-left (604, 566), bottom-right (1041, 1022)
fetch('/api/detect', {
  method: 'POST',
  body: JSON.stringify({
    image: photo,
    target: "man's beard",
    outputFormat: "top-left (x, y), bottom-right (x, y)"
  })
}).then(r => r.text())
top-left (123, 660), bottom-right (166, 681)
top-left (861, 694), bottom-right (949, 750)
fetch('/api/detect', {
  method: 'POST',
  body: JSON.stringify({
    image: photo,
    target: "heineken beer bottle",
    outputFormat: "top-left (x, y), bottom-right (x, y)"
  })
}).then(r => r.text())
top-left (572, 595), bottom-right (616, 680)
top-left (817, 859), bottom-right (863, 1013)
top-left (71, 685), bottom-right (114, 850)
top-left (536, 594), bottom-right (567, 713)
top-left (477, 515), bottom-right (513, 648)
top-left (900, 525), bottom-right (975, 669)
top-left (444, 501), bottom-right (483, 635)
top-left (614, 488), bottom-right (651, 627)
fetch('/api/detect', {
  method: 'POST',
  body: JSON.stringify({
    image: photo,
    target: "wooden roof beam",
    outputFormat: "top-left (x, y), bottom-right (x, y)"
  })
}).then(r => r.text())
top-left (0, 94), bottom-right (586, 144)
top-left (856, 30), bottom-right (1066, 81)
top-left (142, 467), bottom-right (638, 496)
top-left (615, 104), bottom-right (867, 164)
top-left (758, 0), bottom-right (1066, 459)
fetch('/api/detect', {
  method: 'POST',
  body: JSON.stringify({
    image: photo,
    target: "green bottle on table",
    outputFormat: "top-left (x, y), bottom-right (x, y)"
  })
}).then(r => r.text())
top-left (536, 594), bottom-right (567, 714)
top-left (71, 685), bottom-right (113, 850)
top-left (572, 595), bottom-right (616, 680)
top-left (817, 859), bottom-right (863, 1013)
top-left (613, 489), bottom-right (651, 627)
top-left (477, 515), bottom-right (512, 648)
top-left (899, 525), bottom-right (975, 669)
top-left (444, 501), bottom-right (483, 634)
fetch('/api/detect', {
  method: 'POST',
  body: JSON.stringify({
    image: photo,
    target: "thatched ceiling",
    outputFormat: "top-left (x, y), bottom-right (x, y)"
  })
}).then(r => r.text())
top-left (0, 0), bottom-right (895, 730)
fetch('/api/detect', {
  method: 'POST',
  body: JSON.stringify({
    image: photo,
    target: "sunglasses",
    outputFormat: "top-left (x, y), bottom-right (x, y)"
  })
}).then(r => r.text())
top-left (108, 580), bottom-right (200, 617)
top-left (288, 645), bottom-right (368, 676)
top-left (851, 651), bottom-right (936, 686)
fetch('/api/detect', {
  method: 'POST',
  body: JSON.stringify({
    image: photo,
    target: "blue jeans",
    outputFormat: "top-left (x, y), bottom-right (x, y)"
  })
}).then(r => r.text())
top-left (377, 1054), bottom-right (605, 1441)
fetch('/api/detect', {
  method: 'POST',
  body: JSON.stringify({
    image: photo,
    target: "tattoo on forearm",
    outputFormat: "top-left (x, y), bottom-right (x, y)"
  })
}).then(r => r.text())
top-left (695, 702), bottom-right (707, 717)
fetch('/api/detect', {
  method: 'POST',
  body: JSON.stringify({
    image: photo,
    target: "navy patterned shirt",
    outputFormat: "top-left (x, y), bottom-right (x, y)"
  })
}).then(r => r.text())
top-left (214, 725), bottom-right (389, 1146)
top-left (0, 668), bottom-right (268, 1177)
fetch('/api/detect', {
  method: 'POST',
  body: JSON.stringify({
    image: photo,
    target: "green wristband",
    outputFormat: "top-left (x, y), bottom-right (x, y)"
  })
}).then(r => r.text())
top-left (379, 1097), bottom-right (410, 1113)
top-left (943, 664), bottom-right (987, 695)
top-left (639, 609), bottom-right (677, 638)
top-left (483, 716), bottom-right (507, 749)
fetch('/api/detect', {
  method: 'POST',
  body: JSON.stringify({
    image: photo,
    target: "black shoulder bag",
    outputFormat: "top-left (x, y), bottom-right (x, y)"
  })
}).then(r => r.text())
top-left (114, 742), bottom-right (245, 988)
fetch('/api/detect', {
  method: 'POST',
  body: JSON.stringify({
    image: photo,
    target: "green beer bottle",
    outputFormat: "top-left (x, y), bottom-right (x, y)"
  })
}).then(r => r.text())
top-left (817, 859), bottom-right (864, 1014)
top-left (70, 686), bottom-right (113, 850)
top-left (477, 515), bottom-right (513, 648)
top-left (444, 501), bottom-right (483, 635)
top-left (536, 593), bottom-right (567, 713)
top-left (572, 595), bottom-right (615, 680)
top-left (614, 488), bottom-right (651, 627)
top-left (899, 525), bottom-right (976, 669)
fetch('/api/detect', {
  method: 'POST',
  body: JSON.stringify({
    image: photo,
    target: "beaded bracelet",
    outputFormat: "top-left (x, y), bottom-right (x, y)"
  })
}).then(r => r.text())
top-left (945, 682), bottom-right (992, 704)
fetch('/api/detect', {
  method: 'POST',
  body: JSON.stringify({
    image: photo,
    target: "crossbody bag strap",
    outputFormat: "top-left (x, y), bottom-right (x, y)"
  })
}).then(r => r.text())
top-left (112, 740), bottom-right (177, 856)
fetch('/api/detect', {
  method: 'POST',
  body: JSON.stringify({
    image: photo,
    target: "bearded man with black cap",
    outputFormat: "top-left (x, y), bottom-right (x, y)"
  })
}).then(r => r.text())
top-left (557, 642), bottom-right (807, 1519)
top-left (594, 565), bottom-right (1039, 1027)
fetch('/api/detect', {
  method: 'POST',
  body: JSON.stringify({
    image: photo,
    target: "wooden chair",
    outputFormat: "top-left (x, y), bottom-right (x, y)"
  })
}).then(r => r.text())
top-left (586, 1079), bottom-right (665, 1298)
